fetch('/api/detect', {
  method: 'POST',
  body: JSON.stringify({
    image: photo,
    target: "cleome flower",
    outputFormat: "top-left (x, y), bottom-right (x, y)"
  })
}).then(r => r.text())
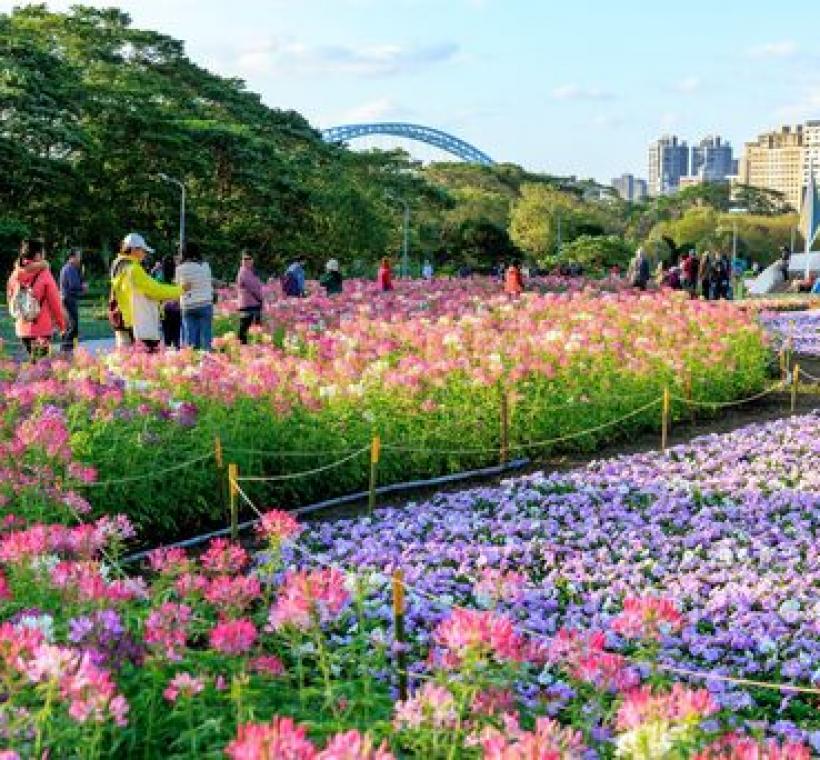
top-left (432, 608), bottom-right (528, 667)
top-left (209, 618), bottom-right (258, 656)
top-left (611, 596), bottom-right (684, 641)
top-left (256, 509), bottom-right (303, 544)
top-left (267, 567), bottom-right (350, 632)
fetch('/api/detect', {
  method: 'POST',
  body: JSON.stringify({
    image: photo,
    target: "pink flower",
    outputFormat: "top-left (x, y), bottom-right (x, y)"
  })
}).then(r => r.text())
top-left (144, 603), bottom-right (191, 661)
top-left (432, 608), bottom-right (527, 666)
top-left (480, 715), bottom-right (586, 759)
top-left (268, 568), bottom-right (350, 632)
top-left (616, 684), bottom-right (718, 731)
top-left (148, 546), bottom-right (191, 576)
top-left (204, 575), bottom-right (261, 614)
top-left (316, 730), bottom-right (395, 760)
top-left (256, 510), bottom-right (302, 543)
top-left (250, 656), bottom-right (286, 677)
top-left (225, 716), bottom-right (317, 760)
top-left (694, 734), bottom-right (811, 760)
top-left (209, 618), bottom-right (258, 655)
top-left (393, 683), bottom-right (457, 730)
top-left (175, 572), bottom-right (209, 598)
top-left (200, 538), bottom-right (248, 575)
top-left (163, 672), bottom-right (205, 703)
top-left (0, 572), bottom-right (10, 601)
top-left (611, 596), bottom-right (684, 641)
top-left (473, 568), bottom-right (526, 606)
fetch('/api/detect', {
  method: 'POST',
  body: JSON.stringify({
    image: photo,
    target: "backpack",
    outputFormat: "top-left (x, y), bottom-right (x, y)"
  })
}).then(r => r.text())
top-left (107, 260), bottom-right (129, 330)
top-left (9, 271), bottom-right (43, 323)
top-left (281, 271), bottom-right (299, 296)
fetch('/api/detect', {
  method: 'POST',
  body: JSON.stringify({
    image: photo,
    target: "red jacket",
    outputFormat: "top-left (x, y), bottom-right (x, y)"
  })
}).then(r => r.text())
top-left (7, 266), bottom-right (66, 339)
top-left (377, 264), bottom-right (393, 291)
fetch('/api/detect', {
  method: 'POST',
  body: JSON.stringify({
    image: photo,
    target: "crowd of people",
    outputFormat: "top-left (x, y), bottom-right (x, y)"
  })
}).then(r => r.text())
top-left (627, 247), bottom-right (738, 300)
top-left (4, 233), bottom-right (816, 359)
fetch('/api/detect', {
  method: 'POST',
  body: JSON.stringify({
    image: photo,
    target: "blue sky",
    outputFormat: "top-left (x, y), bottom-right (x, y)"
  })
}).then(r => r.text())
top-left (5, 0), bottom-right (820, 182)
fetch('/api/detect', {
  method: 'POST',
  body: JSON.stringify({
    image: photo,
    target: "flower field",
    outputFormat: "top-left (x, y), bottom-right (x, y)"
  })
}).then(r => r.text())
top-left (2, 279), bottom-right (812, 757)
top-left (760, 310), bottom-right (820, 359)
top-left (0, 396), bottom-right (816, 757)
top-left (3, 281), bottom-right (770, 537)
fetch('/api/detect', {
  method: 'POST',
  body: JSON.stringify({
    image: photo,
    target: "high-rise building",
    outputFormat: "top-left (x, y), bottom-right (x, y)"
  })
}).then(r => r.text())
top-left (737, 123), bottom-right (820, 211)
top-left (611, 173), bottom-right (648, 202)
top-left (648, 135), bottom-right (689, 195)
top-left (690, 136), bottom-right (735, 181)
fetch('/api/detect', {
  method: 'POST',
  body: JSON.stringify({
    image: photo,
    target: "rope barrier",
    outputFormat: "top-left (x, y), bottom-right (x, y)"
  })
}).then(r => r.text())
top-left (78, 453), bottom-right (214, 488)
top-left (669, 381), bottom-right (785, 409)
top-left (383, 397), bottom-right (662, 455)
top-left (223, 445), bottom-right (365, 459)
top-left (233, 446), bottom-right (369, 483)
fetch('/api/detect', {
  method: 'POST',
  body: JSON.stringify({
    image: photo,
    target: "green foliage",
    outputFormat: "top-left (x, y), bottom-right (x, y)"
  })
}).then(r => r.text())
top-left (555, 234), bottom-right (633, 271)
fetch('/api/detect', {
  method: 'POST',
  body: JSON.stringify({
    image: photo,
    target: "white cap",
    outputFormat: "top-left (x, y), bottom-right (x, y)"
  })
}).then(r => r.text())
top-left (326, 259), bottom-right (339, 272)
top-left (122, 232), bottom-right (154, 253)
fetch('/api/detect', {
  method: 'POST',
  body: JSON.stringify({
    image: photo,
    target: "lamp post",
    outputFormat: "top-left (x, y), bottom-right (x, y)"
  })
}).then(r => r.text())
top-left (157, 173), bottom-right (186, 255)
top-left (385, 192), bottom-right (410, 278)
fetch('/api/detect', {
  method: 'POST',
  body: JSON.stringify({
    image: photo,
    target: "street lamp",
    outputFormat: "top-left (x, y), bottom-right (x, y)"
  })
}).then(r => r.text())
top-left (156, 173), bottom-right (186, 255)
top-left (385, 192), bottom-right (410, 278)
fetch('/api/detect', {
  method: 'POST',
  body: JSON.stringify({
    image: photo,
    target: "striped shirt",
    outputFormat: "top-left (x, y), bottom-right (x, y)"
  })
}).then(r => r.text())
top-left (176, 261), bottom-right (213, 310)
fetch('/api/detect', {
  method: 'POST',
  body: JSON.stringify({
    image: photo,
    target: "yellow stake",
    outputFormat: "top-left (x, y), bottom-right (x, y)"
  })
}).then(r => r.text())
top-left (214, 435), bottom-right (224, 470)
top-left (661, 387), bottom-right (670, 451)
top-left (791, 365), bottom-right (800, 414)
top-left (228, 463), bottom-right (239, 540)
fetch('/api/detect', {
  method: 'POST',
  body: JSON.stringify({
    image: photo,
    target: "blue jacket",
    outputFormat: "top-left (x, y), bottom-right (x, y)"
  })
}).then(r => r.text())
top-left (60, 263), bottom-right (84, 304)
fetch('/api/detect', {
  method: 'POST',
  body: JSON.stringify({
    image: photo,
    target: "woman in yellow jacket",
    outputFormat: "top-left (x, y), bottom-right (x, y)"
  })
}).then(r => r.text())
top-left (110, 233), bottom-right (186, 351)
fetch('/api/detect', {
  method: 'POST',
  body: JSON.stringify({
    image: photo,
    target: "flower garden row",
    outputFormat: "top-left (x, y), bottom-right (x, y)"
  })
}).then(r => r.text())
top-left (760, 310), bottom-right (820, 359)
top-left (3, 284), bottom-right (770, 539)
top-left (0, 398), bottom-right (816, 757)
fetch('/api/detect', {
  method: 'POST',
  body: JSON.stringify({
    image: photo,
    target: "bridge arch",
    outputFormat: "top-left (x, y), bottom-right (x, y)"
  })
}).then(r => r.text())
top-left (322, 122), bottom-right (495, 166)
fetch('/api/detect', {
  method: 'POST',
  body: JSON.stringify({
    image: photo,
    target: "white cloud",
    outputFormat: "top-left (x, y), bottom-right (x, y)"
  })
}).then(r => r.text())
top-left (233, 38), bottom-right (459, 78)
top-left (591, 114), bottom-right (623, 128)
top-left (673, 76), bottom-right (701, 94)
top-left (748, 40), bottom-right (798, 59)
top-left (336, 98), bottom-right (412, 123)
top-left (550, 83), bottom-right (614, 101)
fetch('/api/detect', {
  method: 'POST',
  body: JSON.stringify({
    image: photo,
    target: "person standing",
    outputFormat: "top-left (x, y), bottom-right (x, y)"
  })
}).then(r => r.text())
top-left (628, 248), bottom-right (650, 291)
top-left (779, 245), bottom-right (791, 284)
top-left (422, 260), bottom-right (434, 280)
top-left (7, 239), bottom-right (65, 360)
top-left (698, 251), bottom-right (713, 300)
top-left (175, 241), bottom-right (214, 351)
top-left (59, 249), bottom-right (86, 353)
top-left (155, 255), bottom-right (181, 349)
top-left (376, 257), bottom-right (394, 292)
top-left (319, 259), bottom-right (343, 295)
top-left (109, 233), bottom-right (184, 352)
top-left (504, 262), bottom-right (524, 297)
top-left (282, 260), bottom-right (306, 297)
top-left (237, 252), bottom-right (265, 345)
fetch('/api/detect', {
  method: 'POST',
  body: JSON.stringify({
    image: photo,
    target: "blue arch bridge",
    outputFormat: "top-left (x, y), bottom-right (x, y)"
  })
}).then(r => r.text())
top-left (321, 122), bottom-right (495, 166)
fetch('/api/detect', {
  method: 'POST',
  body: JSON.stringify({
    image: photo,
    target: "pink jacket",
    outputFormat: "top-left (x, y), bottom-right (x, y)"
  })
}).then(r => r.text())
top-left (7, 266), bottom-right (66, 339)
top-left (237, 265), bottom-right (264, 309)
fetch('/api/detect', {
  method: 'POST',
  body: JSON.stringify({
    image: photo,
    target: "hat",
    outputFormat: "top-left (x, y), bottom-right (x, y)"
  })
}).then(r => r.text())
top-left (122, 232), bottom-right (154, 253)
top-left (326, 259), bottom-right (340, 272)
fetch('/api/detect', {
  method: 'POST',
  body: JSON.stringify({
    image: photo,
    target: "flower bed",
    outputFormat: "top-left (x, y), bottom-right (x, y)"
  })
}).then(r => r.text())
top-left (2, 288), bottom-right (770, 538)
top-left (0, 403), bottom-right (816, 757)
top-left (759, 310), bottom-right (820, 358)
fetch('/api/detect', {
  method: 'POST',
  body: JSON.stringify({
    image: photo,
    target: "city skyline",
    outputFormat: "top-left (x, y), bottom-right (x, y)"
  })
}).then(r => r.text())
top-left (3, 0), bottom-right (820, 182)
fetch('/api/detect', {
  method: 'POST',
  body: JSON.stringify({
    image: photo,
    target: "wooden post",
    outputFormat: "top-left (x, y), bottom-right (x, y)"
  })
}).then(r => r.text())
top-left (368, 436), bottom-right (381, 515)
top-left (214, 435), bottom-right (224, 470)
top-left (499, 386), bottom-right (510, 464)
top-left (392, 569), bottom-right (408, 701)
top-left (228, 463), bottom-right (239, 540)
top-left (661, 387), bottom-right (670, 451)
top-left (791, 365), bottom-right (800, 414)
top-left (779, 348), bottom-right (786, 383)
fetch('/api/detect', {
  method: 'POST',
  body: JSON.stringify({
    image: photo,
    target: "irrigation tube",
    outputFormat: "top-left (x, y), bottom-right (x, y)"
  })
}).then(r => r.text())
top-left (121, 457), bottom-right (530, 565)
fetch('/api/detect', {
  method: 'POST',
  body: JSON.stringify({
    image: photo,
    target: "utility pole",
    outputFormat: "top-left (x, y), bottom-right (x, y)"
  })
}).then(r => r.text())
top-left (157, 173), bottom-right (186, 255)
